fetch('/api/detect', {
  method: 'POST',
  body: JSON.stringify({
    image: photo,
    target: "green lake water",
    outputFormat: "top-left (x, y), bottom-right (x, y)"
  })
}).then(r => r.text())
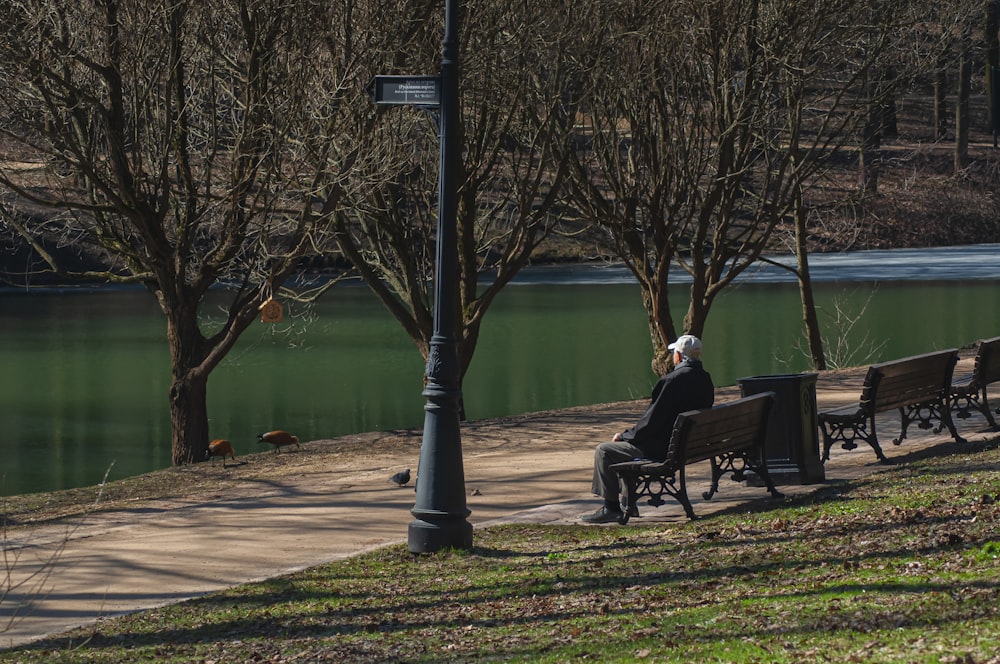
top-left (3, 257), bottom-right (1000, 495)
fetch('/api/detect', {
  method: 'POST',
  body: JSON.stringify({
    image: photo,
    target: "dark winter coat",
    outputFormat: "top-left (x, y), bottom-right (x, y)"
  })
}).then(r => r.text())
top-left (619, 358), bottom-right (715, 459)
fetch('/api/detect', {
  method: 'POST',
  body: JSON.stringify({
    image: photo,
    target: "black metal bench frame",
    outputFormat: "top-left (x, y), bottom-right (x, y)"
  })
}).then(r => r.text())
top-left (818, 349), bottom-right (965, 463)
top-left (950, 336), bottom-right (1000, 430)
top-left (610, 392), bottom-right (783, 523)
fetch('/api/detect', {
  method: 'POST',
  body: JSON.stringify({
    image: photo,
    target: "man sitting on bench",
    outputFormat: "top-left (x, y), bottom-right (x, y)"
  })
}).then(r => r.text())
top-left (582, 335), bottom-right (716, 524)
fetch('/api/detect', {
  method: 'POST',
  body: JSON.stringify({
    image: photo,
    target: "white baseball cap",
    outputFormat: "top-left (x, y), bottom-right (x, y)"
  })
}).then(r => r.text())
top-left (668, 334), bottom-right (702, 358)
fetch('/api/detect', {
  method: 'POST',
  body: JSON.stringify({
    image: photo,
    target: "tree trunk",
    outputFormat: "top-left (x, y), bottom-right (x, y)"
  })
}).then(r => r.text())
top-left (160, 286), bottom-right (274, 464)
top-left (794, 185), bottom-right (826, 370)
top-left (678, 288), bottom-right (709, 374)
top-left (955, 29), bottom-right (972, 173)
top-left (645, 261), bottom-right (678, 377)
top-left (859, 77), bottom-right (881, 195)
top-left (169, 369), bottom-right (210, 465)
top-left (647, 297), bottom-right (674, 377)
top-left (165, 297), bottom-right (212, 465)
top-left (879, 71), bottom-right (898, 138)
top-left (934, 63), bottom-right (948, 140)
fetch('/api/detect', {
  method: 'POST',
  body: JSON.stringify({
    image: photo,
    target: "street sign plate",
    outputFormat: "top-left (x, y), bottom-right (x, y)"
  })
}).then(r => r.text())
top-left (367, 75), bottom-right (441, 107)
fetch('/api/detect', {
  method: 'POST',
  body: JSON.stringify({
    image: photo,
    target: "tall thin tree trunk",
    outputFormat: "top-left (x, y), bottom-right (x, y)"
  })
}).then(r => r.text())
top-left (955, 29), bottom-right (972, 172)
top-left (794, 183), bottom-right (825, 370)
top-left (933, 64), bottom-right (948, 140)
top-left (859, 76), bottom-right (881, 195)
top-left (879, 69), bottom-right (898, 138)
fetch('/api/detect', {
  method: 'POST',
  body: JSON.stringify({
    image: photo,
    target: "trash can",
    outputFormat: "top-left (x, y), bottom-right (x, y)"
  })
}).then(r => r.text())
top-left (737, 373), bottom-right (824, 485)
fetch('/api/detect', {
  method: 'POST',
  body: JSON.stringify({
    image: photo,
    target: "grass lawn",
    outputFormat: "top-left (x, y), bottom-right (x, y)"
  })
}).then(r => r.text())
top-left (4, 438), bottom-right (1000, 663)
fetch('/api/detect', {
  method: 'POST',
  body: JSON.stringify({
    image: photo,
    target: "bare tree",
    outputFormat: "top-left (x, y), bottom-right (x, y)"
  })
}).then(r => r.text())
top-left (325, 0), bottom-right (580, 389)
top-left (564, 0), bottom-right (915, 374)
top-left (0, 1), bottom-right (353, 464)
top-left (766, 0), bottom-right (908, 369)
top-left (761, 0), bottom-right (988, 370)
top-left (910, 2), bottom-right (988, 169)
top-left (564, 0), bottom-right (796, 373)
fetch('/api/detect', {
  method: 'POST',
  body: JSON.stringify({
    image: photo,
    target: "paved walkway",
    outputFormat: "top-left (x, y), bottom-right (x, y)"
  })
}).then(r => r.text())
top-left (2, 357), bottom-right (995, 650)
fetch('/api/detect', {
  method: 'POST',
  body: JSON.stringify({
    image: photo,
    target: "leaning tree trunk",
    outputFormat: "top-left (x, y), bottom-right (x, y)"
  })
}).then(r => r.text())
top-left (793, 183), bottom-right (826, 370)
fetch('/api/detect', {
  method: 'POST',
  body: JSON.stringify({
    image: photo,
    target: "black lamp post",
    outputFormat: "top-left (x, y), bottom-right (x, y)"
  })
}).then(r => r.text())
top-left (407, 0), bottom-right (473, 553)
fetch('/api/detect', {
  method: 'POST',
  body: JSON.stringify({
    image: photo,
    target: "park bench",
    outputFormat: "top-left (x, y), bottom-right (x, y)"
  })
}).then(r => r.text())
top-left (817, 349), bottom-right (965, 463)
top-left (610, 392), bottom-right (784, 524)
top-left (949, 336), bottom-right (1000, 430)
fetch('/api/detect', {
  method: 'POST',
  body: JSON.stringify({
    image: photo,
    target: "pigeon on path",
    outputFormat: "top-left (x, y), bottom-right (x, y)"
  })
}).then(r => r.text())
top-left (388, 468), bottom-right (411, 487)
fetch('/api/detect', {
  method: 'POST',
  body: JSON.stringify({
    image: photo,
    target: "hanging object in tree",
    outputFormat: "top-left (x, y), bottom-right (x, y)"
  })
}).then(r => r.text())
top-left (259, 296), bottom-right (283, 323)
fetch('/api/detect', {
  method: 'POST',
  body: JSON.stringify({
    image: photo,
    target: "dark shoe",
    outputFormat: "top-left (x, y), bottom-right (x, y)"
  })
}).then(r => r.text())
top-left (581, 505), bottom-right (625, 524)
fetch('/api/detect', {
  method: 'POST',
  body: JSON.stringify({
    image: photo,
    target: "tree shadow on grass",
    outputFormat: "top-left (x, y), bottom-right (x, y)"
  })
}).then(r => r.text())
top-left (8, 438), bottom-right (1000, 659)
top-left (15, 527), bottom-right (999, 659)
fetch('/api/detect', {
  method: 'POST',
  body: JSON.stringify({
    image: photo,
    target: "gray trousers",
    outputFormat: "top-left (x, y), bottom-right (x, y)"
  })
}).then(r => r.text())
top-left (591, 440), bottom-right (647, 506)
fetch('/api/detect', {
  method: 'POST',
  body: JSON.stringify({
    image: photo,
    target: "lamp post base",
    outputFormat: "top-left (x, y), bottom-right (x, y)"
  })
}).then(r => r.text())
top-left (408, 516), bottom-right (473, 554)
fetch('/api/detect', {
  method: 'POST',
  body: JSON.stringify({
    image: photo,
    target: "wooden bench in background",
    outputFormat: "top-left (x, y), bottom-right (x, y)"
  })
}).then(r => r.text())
top-left (950, 336), bottom-right (1000, 430)
top-left (818, 349), bottom-right (965, 463)
top-left (610, 392), bottom-right (784, 523)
